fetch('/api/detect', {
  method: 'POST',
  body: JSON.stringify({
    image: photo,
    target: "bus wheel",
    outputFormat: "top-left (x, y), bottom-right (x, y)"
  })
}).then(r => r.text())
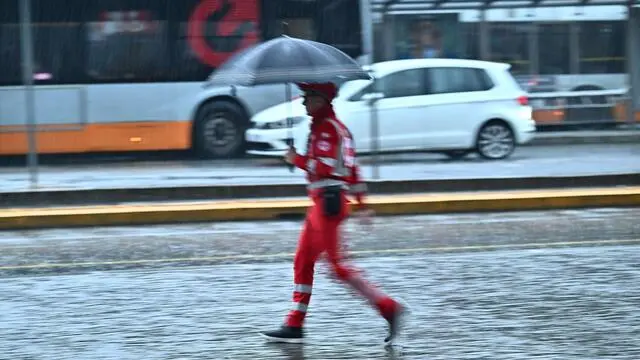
top-left (193, 101), bottom-right (247, 159)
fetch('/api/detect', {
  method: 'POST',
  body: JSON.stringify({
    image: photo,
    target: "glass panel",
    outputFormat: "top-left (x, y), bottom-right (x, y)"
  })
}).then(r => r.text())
top-left (0, 0), bottom-right (85, 85)
top-left (578, 21), bottom-right (625, 74)
top-left (538, 23), bottom-right (570, 75)
top-left (0, 24), bottom-right (21, 85)
top-left (429, 67), bottom-right (492, 94)
top-left (391, 14), bottom-right (464, 60)
top-left (489, 22), bottom-right (532, 75)
top-left (380, 68), bottom-right (426, 98)
top-left (86, 8), bottom-right (169, 81)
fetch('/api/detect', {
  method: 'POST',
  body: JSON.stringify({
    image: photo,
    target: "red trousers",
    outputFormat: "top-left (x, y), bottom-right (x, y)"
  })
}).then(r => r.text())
top-left (285, 189), bottom-right (398, 328)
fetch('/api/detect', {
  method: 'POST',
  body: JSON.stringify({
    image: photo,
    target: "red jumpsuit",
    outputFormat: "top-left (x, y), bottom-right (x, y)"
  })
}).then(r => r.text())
top-left (284, 83), bottom-right (399, 329)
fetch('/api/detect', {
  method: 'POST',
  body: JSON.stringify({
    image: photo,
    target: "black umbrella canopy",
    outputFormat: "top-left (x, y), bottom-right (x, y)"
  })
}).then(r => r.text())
top-left (206, 36), bottom-right (371, 86)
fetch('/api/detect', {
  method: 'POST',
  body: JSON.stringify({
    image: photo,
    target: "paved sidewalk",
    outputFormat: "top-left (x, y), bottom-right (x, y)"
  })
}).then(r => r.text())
top-left (2, 143), bottom-right (639, 194)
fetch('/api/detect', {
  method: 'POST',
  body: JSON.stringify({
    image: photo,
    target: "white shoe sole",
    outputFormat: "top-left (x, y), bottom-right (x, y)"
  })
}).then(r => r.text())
top-left (259, 332), bottom-right (305, 344)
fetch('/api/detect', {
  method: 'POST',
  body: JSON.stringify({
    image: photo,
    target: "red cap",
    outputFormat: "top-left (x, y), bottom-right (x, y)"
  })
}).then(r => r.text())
top-left (296, 82), bottom-right (338, 102)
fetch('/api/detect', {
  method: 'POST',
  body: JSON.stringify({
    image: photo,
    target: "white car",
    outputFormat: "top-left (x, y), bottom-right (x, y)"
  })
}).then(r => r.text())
top-left (245, 58), bottom-right (536, 160)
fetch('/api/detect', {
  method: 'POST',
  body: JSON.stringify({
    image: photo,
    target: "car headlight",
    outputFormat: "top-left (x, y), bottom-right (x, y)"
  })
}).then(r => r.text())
top-left (255, 116), bottom-right (306, 130)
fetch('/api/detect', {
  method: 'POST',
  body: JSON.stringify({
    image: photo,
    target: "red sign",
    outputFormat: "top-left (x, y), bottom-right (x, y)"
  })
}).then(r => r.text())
top-left (187, 0), bottom-right (260, 68)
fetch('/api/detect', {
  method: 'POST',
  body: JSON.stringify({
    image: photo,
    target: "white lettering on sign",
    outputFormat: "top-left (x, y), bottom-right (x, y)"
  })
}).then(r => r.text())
top-left (99, 10), bottom-right (155, 34)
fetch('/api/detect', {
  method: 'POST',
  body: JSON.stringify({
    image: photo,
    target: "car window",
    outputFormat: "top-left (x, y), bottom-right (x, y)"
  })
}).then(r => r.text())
top-left (378, 68), bottom-right (427, 98)
top-left (348, 68), bottom-right (427, 101)
top-left (428, 67), bottom-right (494, 94)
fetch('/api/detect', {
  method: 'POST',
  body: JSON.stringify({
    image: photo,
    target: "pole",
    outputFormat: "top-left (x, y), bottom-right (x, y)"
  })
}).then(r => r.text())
top-left (20, 0), bottom-right (38, 187)
top-left (626, 3), bottom-right (638, 127)
top-left (281, 21), bottom-right (295, 172)
top-left (479, 6), bottom-right (490, 61)
top-left (285, 82), bottom-right (295, 172)
top-left (369, 73), bottom-right (380, 180)
top-left (359, 0), bottom-right (373, 65)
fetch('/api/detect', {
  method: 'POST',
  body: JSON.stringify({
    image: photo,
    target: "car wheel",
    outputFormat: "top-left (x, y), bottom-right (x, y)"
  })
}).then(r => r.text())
top-left (475, 120), bottom-right (516, 160)
top-left (443, 150), bottom-right (470, 160)
top-left (193, 101), bottom-right (247, 159)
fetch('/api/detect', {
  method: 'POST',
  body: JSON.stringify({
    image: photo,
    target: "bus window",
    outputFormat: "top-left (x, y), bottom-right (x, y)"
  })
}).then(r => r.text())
top-left (85, 1), bottom-right (170, 82)
top-left (461, 22), bottom-right (480, 60)
top-left (171, 0), bottom-right (260, 82)
top-left (0, 24), bottom-right (20, 85)
top-left (0, 0), bottom-right (17, 85)
top-left (578, 21), bottom-right (625, 74)
top-left (261, 0), bottom-right (362, 59)
top-left (31, 23), bottom-right (84, 84)
top-left (314, 0), bottom-right (362, 59)
top-left (0, 0), bottom-right (86, 85)
top-left (489, 22), bottom-right (532, 75)
top-left (538, 23), bottom-right (571, 75)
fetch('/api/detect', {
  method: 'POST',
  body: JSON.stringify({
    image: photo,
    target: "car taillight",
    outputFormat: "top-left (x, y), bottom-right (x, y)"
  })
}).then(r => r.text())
top-left (517, 95), bottom-right (528, 106)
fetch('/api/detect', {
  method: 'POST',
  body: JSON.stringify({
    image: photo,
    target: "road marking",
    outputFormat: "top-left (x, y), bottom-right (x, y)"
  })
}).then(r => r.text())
top-left (1, 238), bottom-right (639, 271)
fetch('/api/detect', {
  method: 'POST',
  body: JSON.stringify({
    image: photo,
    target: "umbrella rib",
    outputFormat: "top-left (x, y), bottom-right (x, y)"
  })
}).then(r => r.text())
top-left (300, 39), bottom-right (353, 81)
top-left (295, 38), bottom-right (322, 82)
top-left (313, 41), bottom-right (364, 77)
top-left (306, 40), bottom-right (339, 64)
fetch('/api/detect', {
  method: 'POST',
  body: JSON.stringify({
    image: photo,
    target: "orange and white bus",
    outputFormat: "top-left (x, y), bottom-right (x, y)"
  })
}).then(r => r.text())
top-left (374, 5), bottom-right (631, 93)
top-left (0, 0), bottom-right (365, 158)
top-left (370, 4), bottom-right (638, 126)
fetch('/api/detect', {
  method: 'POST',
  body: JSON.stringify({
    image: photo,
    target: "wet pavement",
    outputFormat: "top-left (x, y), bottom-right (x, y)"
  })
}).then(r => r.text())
top-left (1, 143), bottom-right (639, 193)
top-left (1, 209), bottom-right (639, 359)
top-left (1, 208), bottom-right (639, 275)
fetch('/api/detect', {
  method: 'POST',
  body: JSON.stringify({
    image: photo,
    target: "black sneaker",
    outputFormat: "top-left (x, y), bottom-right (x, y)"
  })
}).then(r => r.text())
top-left (384, 300), bottom-right (408, 344)
top-left (260, 326), bottom-right (304, 344)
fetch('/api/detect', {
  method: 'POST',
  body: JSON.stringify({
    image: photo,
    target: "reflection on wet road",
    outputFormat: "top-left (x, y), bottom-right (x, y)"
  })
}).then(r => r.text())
top-left (2, 247), bottom-right (639, 359)
top-left (1, 209), bottom-right (639, 359)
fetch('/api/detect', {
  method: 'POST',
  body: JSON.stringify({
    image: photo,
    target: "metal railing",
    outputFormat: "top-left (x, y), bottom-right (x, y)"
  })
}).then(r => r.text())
top-left (528, 89), bottom-right (637, 127)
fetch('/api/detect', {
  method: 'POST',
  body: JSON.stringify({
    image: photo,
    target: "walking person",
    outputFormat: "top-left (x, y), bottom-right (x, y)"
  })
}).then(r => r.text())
top-left (260, 82), bottom-right (407, 344)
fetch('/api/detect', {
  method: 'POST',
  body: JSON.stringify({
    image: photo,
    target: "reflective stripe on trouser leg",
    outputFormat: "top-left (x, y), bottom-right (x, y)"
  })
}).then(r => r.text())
top-left (286, 283), bottom-right (312, 327)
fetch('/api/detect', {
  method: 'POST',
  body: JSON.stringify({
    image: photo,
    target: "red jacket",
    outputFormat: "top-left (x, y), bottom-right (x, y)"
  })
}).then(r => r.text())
top-left (293, 108), bottom-right (367, 209)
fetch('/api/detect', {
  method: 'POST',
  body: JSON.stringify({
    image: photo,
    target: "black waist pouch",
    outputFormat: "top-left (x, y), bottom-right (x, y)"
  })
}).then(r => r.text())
top-left (321, 185), bottom-right (343, 217)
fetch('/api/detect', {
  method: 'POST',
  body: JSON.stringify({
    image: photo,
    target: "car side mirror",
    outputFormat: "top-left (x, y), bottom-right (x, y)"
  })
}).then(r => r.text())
top-left (361, 92), bottom-right (384, 104)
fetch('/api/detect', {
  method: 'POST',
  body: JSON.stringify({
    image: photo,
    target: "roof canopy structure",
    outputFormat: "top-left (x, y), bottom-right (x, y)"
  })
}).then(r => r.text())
top-left (371, 0), bottom-right (639, 11)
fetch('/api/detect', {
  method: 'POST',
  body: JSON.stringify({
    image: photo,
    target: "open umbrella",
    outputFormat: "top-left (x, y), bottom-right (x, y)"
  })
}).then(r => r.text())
top-left (206, 32), bottom-right (371, 170)
top-left (206, 35), bottom-right (370, 86)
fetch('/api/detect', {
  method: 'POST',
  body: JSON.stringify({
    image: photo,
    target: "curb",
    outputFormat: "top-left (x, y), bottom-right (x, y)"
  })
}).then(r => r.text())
top-left (527, 131), bottom-right (640, 146)
top-left (1, 187), bottom-right (639, 230)
top-left (2, 173), bottom-right (639, 208)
